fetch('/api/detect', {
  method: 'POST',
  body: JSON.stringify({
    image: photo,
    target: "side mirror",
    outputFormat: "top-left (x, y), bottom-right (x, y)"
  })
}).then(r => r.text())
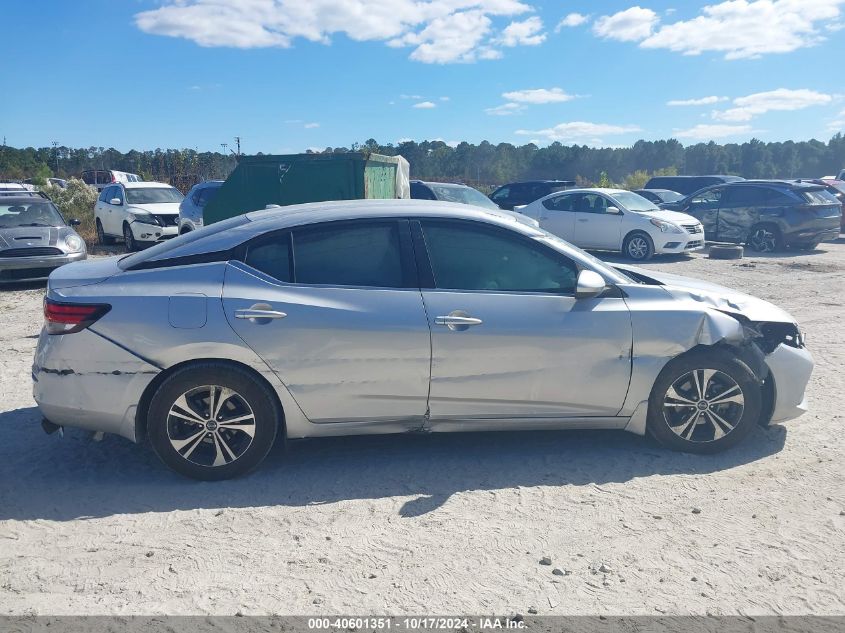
top-left (575, 269), bottom-right (607, 299)
top-left (606, 206), bottom-right (622, 215)
top-left (110, 198), bottom-right (121, 205)
top-left (69, 218), bottom-right (81, 226)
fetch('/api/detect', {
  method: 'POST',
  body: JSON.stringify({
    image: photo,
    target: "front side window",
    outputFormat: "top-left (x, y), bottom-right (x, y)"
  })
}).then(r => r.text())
top-left (490, 186), bottom-right (510, 201)
top-left (420, 221), bottom-right (578, 293)
top-left (725, 186), bottom-right (766, 206)
top-left (195, 186), bottom-right (220, 208)
top-left (577, 194), bottom-right (610, 214)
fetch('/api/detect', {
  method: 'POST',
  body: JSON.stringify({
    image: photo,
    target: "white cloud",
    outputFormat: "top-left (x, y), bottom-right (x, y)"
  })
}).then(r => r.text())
top-left (135, 0), bottom-right (540, 64)
top-left (595, 0), bottom-right (845, 60)
top-left (667, 96), bottom-right (729, 107)
top-left (713, 88), bottom-right (834, 122)
top-left (497, 16), bottom-right (546, 46)
top-left (413, 101), bottom-right (437, 109)
top-left (502, 87), bottom-right (574, 104)
top-left (556, 13), bottom-right (590, 31)
top-left (485, 102), bottom-right (525, 116)
top-left (674, 124), bottom-right (754, 140)
top-left (440, 96), bottom-right (451, 101)
top-left (515, 121), bottom-right (642, 144)
top-left (593, 6), bottom-right (658, 42)
top-left (304, 122), bottom-right (320, 128)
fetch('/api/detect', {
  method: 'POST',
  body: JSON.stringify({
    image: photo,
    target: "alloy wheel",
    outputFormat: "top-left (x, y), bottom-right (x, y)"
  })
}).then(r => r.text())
top-left (166, 385), bottom-right (256, 467)
top-left (662, 369), bottom-right (745, 443)
top-left (749, 227), bottom-right (777, 253)
top-left (627, 236), bottom-right (650, 260)
top-left (123, 224), bottom-right (135, 251)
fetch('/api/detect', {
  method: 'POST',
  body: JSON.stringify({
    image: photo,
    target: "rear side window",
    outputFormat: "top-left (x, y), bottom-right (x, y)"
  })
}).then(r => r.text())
top-left (543, 194), bottom-right (579, 211)
top-left (245, 235), bottom-right (292, 283)
top-left (801, 189), bottom-right (839, 204)
top-left (766, 189), bottom-right (799, 205)
top-left (420, 220), bottom-right (578, 293)
top-left (195, 186), bottom-right (220, 207)
top-left (725, 186), bottom-right (766, 206)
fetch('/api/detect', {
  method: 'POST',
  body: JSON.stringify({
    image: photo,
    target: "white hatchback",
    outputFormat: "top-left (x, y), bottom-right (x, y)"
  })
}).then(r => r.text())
top-left (94, 182), bottom-right (185, 251)
top-left (519, 188), bottom-right (705, 261)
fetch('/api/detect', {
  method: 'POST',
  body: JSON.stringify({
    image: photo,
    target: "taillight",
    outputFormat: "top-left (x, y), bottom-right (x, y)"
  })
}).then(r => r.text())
top-left (44, 298), bottom-right (111, 335)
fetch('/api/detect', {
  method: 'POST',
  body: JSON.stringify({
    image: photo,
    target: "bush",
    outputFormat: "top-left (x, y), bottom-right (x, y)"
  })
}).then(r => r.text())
top-left (41, 178), bottom-right (98, 243)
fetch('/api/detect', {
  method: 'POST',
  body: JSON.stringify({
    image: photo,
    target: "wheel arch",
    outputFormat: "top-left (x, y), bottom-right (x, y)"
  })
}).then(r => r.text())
top-left (135, 358), bottom-right (286, 444)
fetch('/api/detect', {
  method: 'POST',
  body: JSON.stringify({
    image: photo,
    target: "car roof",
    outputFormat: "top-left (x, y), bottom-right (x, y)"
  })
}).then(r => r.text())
top-left (635, 188), bottom-right (677, 193)
top-left (543, 187), bottom-right (628, 195)
top-left (500, 180), bottom-right (575, 186)
top-left (120, 181), bottom-right (176, 189)
top-left (413, 180), bottom-right (472, 189)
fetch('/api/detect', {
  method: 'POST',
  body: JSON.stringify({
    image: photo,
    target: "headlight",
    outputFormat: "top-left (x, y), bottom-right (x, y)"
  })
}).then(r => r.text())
top-left (64, 234), bottom-right (85, 253)
top-left (650, 219), bottom-right (683, 234)
top-left (130, 212), bottom-right (160, 226)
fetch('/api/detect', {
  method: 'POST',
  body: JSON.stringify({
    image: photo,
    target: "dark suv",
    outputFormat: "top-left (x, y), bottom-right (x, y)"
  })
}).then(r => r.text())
top-left (644, 175), bottom-right (744, 196)
top-left (661, 180), bottom-right (842, 252)
top-left (489, 180), bottom-right (576, 210)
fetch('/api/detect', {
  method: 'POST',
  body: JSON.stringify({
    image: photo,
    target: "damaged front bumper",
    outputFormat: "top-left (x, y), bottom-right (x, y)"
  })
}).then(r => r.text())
top-left (765, 342), bottom-right (814, 423)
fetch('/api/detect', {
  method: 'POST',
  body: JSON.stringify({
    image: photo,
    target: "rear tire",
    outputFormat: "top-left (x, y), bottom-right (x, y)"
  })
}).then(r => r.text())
top-left (647, 348), bottom-right (762, 454)
top-left (747, 223), bottom-right (784, 253)
top-left (147, 363), bottom-right (280, 480)
top-left (123, 222), bottom-right (138, 252)
top-left (623, 231), bottom-right (655, 261)
top-left (96, 219), bottom-right (114, 245)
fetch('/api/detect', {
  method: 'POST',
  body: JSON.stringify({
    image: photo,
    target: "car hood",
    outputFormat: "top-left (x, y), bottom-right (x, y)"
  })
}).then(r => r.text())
top-left (635, 209), bottom-right (698, 225)
top-left (127, 202), bottom-right (181, 215)
top-left (615, 264), bottom-right (796, 324)
top-left (0, 225), bottom-right (61, 249)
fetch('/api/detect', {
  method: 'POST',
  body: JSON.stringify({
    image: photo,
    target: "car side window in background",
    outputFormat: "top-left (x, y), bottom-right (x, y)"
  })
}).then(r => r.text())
top-left (577, 194), bottom-right (609, 214)
top-left (98, 187), bottom-right (110, 202)
top-left (245, 234), bottom-right (293, 283)
top-left (410, 182), bottom-right (437, 200)
top-left (293, 221), bottom-right (404, 288)
top-left (689, 189), bottom-right (722, 207)
top-left (725, 186), bottom-right (765, 206)
top-left (196, 186), bottom-right (219, 207)
top-left (543, 193), bottom-right (579, 212)
top-left (766, 189), bottom-right (799, 206)
top-left (82, 171), bottom-right (95, 185)
top-left (421, 221), bottom-right (578, 293)
top-left (490, 186), bottom-right (510, 201)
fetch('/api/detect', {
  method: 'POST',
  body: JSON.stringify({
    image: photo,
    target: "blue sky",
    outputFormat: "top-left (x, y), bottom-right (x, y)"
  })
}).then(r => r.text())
top-left (3, 0), bottom-right (844, 152)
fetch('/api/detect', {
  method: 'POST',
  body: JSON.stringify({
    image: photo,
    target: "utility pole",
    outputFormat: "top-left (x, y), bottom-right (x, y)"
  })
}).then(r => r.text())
top-left (220, 143), bottom-right (228, 155)
top-left (52, 141), bottom-right (59, 174)
top-left (234, 136), bottom-right (241, 157)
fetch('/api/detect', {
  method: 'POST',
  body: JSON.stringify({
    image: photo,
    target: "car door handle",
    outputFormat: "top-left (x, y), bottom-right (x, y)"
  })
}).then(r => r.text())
top-left (234, 308), bottom-right (287, 320)
top-left (577, 218), bottom-right (589, 222)
top-left (435, 311), bottom-right (483, 331)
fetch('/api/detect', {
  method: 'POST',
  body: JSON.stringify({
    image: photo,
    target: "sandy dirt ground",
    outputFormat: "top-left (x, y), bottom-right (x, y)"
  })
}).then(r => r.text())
top-left (1, 242), bottom-right (844, 617)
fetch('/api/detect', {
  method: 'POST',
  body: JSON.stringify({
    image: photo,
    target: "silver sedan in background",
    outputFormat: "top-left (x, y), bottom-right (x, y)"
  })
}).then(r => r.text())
top-left (33, 200), bottom-right (813, 480)
top-left (1, 196), bottom-right (86, 283)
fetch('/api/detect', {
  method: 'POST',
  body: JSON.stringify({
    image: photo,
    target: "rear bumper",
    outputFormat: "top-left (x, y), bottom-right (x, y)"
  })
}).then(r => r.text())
top-left (0, 252), bottom-right (86, 282)
top-left (765, 343), bottom-right (814, 424)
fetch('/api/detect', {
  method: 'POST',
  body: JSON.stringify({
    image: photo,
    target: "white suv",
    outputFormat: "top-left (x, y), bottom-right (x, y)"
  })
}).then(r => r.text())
top-left (94, 182), bottom-right (184, 251)
top-left (519, 188), bottom-right (705, 261)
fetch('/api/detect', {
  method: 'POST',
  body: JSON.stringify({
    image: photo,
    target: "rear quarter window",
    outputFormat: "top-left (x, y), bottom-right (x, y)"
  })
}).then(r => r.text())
top-left (802, 189), bottom-right (839, 204)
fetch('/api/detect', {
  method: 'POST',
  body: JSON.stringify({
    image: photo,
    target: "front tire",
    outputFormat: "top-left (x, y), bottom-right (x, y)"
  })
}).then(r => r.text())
top-left (147, 363), bottom-right (280, 480)
top-left (647, 348), bottom-right (762, 454)
top-left (96, 219), bottom-right (114, 245)
top-left (123, 222), bottom-right (138, 252)
top-left (623, 231), bottom-right (655, 261)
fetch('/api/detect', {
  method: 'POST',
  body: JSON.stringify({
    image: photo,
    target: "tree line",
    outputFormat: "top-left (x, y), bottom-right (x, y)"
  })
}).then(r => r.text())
top-left (2, 135), bottom-right (843, 191)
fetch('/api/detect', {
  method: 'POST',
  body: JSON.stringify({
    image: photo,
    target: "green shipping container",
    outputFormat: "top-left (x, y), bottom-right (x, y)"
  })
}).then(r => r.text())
top-left (203, 152), bottom-right (410, 225)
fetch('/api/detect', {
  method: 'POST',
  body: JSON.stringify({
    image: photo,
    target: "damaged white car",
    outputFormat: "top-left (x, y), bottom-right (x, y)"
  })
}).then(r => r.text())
top-left (33, 200), bottom-right (813, 480)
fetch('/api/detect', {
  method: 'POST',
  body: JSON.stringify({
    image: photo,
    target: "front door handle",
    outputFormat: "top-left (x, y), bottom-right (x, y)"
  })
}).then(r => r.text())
top-left (435, 310), bottom-right (482, 331)
top-left (234, 303), bottom-right (287, 323)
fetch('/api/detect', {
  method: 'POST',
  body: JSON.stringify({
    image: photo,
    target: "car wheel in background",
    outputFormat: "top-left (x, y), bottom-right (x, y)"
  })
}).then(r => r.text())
top-left (123, 222), bottom-right (138, 252)
top-left (623, 231), bottom-right (654, 261)
top-left (147, 363), bottom-right (280, 480)
top-left (647, 348), bottom-right (761, 454)
top-left (96, 219), bottom-right (114, 245)
top-left (747, 223), bottom-right (783, 253)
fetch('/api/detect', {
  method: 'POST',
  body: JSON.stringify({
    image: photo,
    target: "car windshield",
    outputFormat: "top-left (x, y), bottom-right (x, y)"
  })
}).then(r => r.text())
top-left (429, 183), bottom-right (500, 210)
top-left (0, 201), bottom-right (65, 227)
top-left (125, 187), bottom-right (184, 204)
top-left (612, 191), bottom-right (660, 212)
top-left (657, 191), bottom-right (683, 203)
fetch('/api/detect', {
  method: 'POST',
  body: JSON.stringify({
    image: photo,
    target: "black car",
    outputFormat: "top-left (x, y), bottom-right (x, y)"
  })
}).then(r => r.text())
top-left (489, 180), bottom-right (576, 210)
top-left (661, 180), bottom-right (842, 252)
top-left (644, 175), bottom-right (744, 196)
top-left (633, 189), bottom-right (684, 205)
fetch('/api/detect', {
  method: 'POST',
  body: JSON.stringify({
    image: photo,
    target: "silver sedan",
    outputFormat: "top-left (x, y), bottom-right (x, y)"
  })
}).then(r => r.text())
top-left (33, 200), bottom-right (813, 480)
